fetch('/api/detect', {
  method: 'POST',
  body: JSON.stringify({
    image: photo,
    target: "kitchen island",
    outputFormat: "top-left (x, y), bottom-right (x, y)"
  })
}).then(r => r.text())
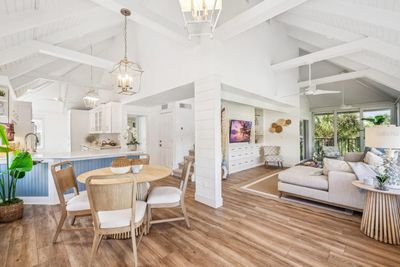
top-left (7, 149), bottom-right (145, 205)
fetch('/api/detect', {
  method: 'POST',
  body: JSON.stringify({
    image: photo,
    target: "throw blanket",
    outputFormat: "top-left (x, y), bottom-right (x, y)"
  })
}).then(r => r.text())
top-left (347, 162), bottom-right (376, 182)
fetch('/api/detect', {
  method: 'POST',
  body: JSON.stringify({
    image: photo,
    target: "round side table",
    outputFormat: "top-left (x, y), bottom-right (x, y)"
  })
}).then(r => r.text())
top-left (353, 180), bottom-right (400, 245)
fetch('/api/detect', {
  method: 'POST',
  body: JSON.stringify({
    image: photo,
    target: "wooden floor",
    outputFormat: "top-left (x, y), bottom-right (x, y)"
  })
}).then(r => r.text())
top-left (2, 166), bottom-right (400, 267)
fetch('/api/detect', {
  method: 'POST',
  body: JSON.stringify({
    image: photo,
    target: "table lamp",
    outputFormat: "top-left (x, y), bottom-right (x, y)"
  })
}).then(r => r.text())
top-left (365, 125), bottom-right (400, 189)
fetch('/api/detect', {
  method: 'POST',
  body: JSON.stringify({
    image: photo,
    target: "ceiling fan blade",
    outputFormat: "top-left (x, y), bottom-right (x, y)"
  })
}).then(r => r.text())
top-left (313, 90), bottom-right (341, 95)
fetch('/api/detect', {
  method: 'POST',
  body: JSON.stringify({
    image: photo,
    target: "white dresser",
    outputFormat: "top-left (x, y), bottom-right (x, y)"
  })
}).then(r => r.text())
top-left (228, 143), bottom-right (264, 174)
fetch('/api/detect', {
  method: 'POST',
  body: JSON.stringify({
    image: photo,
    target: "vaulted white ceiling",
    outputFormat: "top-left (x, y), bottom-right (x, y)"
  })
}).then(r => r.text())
top-left (0, 0), bottom-right (399, 109)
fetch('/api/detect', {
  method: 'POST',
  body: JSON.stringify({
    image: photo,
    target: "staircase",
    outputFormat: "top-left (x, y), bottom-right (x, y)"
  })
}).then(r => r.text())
top-left (173, 147), bottom-right (195, 179)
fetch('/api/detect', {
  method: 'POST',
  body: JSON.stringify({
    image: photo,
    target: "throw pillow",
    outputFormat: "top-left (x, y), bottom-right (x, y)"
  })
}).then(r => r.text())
top-left (364, 151), bottom-right (384, 167)
top-left (370, 147), bottom-right (384, 156)
top-left (347, 162), bottom-right (377, 182)
top-left (323, 158), bottom-right (354, 175)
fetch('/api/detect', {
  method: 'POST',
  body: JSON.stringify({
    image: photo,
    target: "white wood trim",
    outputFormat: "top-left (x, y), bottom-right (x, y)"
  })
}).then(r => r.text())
top-left (215, 0), bottom-right (308, 40)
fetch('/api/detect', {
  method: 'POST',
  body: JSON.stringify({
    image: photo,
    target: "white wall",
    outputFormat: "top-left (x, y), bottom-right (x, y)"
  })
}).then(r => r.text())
top-left (264, 109), bottom-right (300, 167)
top-left (121, 21), bottom-right (299, 109)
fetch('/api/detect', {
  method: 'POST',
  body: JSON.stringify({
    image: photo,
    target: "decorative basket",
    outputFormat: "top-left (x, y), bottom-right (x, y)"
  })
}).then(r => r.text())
top-left (0, 200), bottom-right (24, 223)
top-left (111, 158), bottom-right (131, 168)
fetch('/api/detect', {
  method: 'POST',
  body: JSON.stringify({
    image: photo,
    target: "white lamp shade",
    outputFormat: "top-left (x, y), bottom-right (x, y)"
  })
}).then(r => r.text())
top-left (365, 126), bottom-right (400, 149)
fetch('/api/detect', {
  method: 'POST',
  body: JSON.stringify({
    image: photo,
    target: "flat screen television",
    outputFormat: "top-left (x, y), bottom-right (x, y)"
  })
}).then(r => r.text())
top-left (229, 120), bottom-right (252, 143)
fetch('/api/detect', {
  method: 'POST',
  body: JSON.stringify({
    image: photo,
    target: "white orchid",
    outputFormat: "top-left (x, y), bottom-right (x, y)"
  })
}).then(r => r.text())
top-left (123, 126), bottom-right (139, 145)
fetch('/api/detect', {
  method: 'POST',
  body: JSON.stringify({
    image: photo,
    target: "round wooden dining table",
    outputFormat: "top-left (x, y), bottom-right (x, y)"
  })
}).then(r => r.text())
top-left (77, 164), bottom-right (172, 239)
top-left (77, 164), bottom-right (172, 201)
top-left (77, 164), bottom-right (172, 184)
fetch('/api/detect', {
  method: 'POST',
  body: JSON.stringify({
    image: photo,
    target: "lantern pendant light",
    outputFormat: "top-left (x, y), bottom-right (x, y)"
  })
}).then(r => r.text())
top-left (83, 45), bottom-right (100, 109)
top-left (111, 8), bottom-right (143, 95)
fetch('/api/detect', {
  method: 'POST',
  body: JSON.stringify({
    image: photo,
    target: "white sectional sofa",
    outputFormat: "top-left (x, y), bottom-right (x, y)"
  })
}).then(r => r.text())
top-left (278, 157), bottom-right (366, 211)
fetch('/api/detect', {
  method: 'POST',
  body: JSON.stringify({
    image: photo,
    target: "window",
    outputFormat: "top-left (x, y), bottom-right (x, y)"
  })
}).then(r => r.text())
top-left (32, 119), bottom-right (44, 150)
top-left (313, 113), bottom-right (334, 158)
top-left (313, 111), bottom-right (362, 158)
top-left (300, 120), bottom-right (309, 161)
top-left (336, 111), bottom-right (361, 154)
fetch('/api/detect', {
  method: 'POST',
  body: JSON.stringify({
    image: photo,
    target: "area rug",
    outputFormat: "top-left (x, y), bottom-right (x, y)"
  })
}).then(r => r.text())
top-left (239, 172), bottom-right (281, 199)
top-left (239, 171), bottom-right (355, 215)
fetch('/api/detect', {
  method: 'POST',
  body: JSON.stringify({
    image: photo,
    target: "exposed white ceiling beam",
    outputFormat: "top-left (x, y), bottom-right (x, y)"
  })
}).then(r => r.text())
top-left (12, 39), bottom-right (115, 93)
top-left (295, 39), bottom-right (400, 92)
top-left (38, 43), bottom-right (114, 70)
top-left (277, 13), bottom-right (400, 63)
top-left (0, 2), bottom-right (98, 39)
top-left (276, 12), bottom-right (361, 43)
top-left (1, 23), bottom-right (120, 79)
top-left (300, 0), bottom-right (400, 32)
top-left (0, 39), bottom-right (115, 72)
top-left (271, 37), bottom-right (370, 70)
top-left (42, 12), bottom-right (120, 45)
top-left (287, 27), bottom-right (400, 79)
top-left (23, 71), bottom-right (111, 91)
top-left (298, 70), bottom-right (369, 88)
top-left (215, 0), bottom-right (308, 40)
top-left (90, 0), bottom-right (189, 45)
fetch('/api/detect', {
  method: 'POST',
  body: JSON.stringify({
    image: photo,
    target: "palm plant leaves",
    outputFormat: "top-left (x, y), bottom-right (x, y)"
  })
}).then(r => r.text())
top-left (10, 151), bottom-right (33, 175)
top-left (361, 115), bottom-right (387, 125)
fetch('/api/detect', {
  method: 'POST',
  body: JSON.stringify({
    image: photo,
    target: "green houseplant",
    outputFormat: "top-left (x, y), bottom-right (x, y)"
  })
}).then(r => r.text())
top-left (0, 124), bottom-right (34, 222)
top-left (361, 115), bottom-right (387, 126)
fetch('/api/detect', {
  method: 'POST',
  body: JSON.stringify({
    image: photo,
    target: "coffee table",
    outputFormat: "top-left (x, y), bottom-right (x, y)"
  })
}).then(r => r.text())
top-left (352, 180), bottom-right (400, 245)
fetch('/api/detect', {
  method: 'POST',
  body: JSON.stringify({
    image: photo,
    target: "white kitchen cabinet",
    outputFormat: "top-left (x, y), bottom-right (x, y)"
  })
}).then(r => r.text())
top-left (89, 102), bottom-right (121, 134)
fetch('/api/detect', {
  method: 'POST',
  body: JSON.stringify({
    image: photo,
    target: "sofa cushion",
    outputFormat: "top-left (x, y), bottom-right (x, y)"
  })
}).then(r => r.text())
top-left (363, 151), bottom-right (384, 167)
top-left (323, 158), bottom-right (353, 176)
top-left (278, 166), bottom-right (328, 191)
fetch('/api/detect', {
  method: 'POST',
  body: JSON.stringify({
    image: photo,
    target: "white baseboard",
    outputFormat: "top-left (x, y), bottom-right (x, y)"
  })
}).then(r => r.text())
top-left (20, 196), bottom-right (57, 205)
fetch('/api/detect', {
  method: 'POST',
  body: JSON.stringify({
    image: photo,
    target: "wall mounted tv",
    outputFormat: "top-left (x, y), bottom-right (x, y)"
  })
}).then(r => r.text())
top-left (229, 120), bottom-right (252, 143)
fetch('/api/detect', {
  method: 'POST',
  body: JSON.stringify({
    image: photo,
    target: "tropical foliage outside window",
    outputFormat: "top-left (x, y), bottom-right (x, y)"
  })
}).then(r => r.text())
top-left (313, 109), bottom-right (391, 160)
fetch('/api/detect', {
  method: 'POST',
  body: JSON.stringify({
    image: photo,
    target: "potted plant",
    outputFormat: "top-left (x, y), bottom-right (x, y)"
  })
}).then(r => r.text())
top-left (123, 127), bottom-right (140, 151)
top-left (375, 164), bottom-right (390, 191)
top-left (0, 125), bottom-right (34, 222)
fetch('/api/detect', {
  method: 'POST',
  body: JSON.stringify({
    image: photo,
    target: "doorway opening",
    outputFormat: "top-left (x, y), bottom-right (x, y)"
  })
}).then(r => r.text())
top-left (127, 115), bottom-right (147, 152)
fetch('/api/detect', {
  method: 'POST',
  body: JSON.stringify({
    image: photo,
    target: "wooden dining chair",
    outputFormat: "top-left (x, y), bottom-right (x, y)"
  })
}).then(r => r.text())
top-left (51, 161), bottom-right (92, 243)
top-left (146, 156), bottom-right (193, 231)
top-left (86, 175), bottom-right (147, 267)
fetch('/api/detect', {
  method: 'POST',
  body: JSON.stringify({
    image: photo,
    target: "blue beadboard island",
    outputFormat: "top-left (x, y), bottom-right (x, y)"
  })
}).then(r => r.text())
top-left (2, 149), bottom-right (144, 205)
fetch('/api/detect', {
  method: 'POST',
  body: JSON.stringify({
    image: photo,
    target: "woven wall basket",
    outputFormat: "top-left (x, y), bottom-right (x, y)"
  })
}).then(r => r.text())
top-left (0, 200), bottom-right (24, 223)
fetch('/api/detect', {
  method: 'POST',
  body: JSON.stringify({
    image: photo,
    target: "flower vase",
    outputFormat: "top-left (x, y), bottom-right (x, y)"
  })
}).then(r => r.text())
top-left (128, 144), bottom-right (137, 151)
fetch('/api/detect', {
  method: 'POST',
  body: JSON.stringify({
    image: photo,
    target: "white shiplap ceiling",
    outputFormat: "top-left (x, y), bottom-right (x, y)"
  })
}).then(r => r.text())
top-left (0, 0), bottom-right (399, 108)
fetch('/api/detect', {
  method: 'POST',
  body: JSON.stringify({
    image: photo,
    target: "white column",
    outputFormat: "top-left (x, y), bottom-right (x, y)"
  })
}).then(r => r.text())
top-left (194, 75), bottom-right (223, 208)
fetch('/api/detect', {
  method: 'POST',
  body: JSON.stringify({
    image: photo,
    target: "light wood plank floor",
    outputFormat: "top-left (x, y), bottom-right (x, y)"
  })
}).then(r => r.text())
top-left (2, 166), bottom-right (400, 267)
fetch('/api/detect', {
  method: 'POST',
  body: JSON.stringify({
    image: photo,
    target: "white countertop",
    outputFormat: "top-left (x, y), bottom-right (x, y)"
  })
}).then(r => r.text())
top-left (31, 149), bottom-right (144, 161)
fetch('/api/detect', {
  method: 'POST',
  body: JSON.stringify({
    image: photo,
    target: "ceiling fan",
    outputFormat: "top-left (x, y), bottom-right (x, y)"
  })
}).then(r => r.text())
top-left (300, 64), bottom-right (341, 96)
top-left (42, 83), bottom-right (68, 103)
top-left (339, 83), bottom-right (354, 110)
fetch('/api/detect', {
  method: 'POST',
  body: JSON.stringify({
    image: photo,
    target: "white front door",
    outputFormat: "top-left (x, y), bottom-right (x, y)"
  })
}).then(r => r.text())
top-left (159, 112), bottom-right (173, 168)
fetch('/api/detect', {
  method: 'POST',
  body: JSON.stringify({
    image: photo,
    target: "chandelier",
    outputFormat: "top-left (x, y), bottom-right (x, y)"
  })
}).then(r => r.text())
top-left (179, 0), bottom-right (222, 38)
top-left (83, 45), bottom-right (100, 109)
top-left (111, 8), bottom-right (143, 95)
